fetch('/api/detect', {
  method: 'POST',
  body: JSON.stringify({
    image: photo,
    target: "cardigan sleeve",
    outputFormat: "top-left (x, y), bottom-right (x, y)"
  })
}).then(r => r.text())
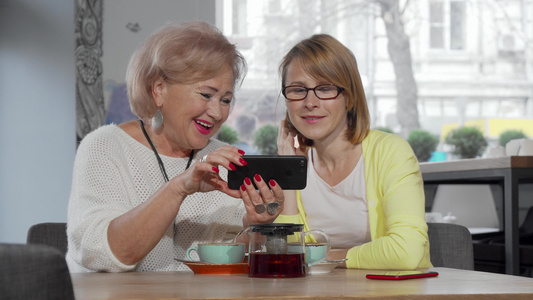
top-left (346, 132), bottom-right (431, 270)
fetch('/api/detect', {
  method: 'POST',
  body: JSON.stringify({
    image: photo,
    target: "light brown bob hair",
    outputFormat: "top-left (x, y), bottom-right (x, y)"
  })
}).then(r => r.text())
top-left (126, 21), bottom-right (247, 119)
top-left (279, 34), bottom-right (370, 146)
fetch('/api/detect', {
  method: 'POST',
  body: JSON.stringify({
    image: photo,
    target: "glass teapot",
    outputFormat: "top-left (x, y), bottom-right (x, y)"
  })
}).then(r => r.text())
top-left (237, 223), bottom-right (330, 278)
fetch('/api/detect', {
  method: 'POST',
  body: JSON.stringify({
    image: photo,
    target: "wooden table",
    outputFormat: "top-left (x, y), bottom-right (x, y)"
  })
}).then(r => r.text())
top-left (71, 267), bottom-right (533, 299)
top-left (419, 156), bottom-right (533, 275)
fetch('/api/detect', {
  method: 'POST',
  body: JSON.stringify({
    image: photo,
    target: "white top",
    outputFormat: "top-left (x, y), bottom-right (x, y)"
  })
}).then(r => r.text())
top-left (66, 125), bottom-right (245, 272)
top-left (302, 150), bottom-right (371, 249)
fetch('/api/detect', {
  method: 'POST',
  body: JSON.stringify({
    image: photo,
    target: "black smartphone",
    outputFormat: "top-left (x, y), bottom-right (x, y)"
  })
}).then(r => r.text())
top-left (366, 271), bottom-right (439, 280)
top-left (227, 155), bottom-right (307, 190)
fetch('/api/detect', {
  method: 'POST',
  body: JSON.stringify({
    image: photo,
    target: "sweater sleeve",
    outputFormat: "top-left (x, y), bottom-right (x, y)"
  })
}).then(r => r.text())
top-left (66, 127), bottom-right (137, 272)
top-left (346, 133), bottom-right (431, 270)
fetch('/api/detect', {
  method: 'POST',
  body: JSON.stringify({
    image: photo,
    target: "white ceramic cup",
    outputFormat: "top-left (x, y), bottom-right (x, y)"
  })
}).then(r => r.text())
top-left (425, 212), bottom-right (443, 223)
top-left (506, 139), bottom-right (525, 156)
top-left (518, 139), bottom-right (533, 156)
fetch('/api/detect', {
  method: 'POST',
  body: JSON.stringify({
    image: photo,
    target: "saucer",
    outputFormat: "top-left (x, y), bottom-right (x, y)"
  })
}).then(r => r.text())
top-left (308, 261), bottom-right (341, 274)
top-left (182, 261), bottom-right (249, 275)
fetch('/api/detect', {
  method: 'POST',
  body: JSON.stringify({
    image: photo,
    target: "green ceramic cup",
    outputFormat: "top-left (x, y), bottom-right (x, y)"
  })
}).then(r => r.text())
top-left (304, 243), bottom-right (329, 265)
top-left (186, 243), bottom-right (245, 264)
top-left (288, 242), bottom-right (330, 266)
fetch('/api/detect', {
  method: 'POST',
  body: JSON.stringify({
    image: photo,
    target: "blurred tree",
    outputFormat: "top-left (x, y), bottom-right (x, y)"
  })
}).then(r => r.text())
top-left (216, 124), bottom-right (239, 145)
top-left (407, 129), bottom-right (439, 162)
top-left (254, 124), bottom-right (278, 155)
top-left (499, 129), bottom-right (527, 147)
top-left (377, 0), bottom-right (420, 137)
top-left (445, 127), bottom-right (488, 159)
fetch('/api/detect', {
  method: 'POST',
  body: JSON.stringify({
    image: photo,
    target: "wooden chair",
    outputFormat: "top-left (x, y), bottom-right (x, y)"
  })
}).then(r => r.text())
top-left (27, 222), bottom-right (68, 255)
top-left (427, 222), bottom-right (474, 270)
top-left (0, 243), bottom-right (75, 300)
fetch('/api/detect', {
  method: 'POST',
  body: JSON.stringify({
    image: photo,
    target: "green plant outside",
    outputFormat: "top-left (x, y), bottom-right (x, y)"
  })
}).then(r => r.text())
top-left (216, 124), bottom-right (239, 145)
top-left (407, 129), bottom-right (439, 162)
top-left (254, 124), bottom-right (278, 155)
top-left (445, 126), bottom-right (488, 159)
top-left (499, 129), bottom-right (527, 147)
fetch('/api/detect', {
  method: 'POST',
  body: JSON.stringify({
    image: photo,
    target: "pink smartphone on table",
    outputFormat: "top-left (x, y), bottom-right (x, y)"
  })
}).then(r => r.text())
top-left (366, 271), bottom-right (439, 280)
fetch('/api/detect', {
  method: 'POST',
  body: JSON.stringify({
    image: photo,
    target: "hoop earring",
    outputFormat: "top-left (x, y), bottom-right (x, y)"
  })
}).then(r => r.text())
top-left (152, 109), bottom-right (163, 129)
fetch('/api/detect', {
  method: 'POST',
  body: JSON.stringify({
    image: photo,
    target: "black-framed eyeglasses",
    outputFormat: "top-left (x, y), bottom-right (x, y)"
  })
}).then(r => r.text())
top-left (282, 84), bottom-right (344, 101)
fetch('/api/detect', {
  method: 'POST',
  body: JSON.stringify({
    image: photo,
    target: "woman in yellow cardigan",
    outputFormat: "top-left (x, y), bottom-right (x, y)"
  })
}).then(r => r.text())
top-left (276, 34), bottom-right (432, 270)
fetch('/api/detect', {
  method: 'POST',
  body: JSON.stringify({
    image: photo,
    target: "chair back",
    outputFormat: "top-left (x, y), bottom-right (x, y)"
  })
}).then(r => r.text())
top-left (27, 222), bottom-right (68, 255)
top-left (428, 222), bottom-right (474, 270)
top-left (0, 243), bottom-right (75, 300)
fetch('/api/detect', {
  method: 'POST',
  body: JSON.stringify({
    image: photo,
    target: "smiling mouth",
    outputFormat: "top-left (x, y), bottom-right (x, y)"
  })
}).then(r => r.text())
top-left (196, 120), bottom-right (213, 130)
top-left (303, 116), bottom-right (323, 120)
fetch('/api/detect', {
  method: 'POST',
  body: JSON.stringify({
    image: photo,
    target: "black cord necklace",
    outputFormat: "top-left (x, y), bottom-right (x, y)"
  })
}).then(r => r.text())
top-left (139, 120), bottom-right (194, 182)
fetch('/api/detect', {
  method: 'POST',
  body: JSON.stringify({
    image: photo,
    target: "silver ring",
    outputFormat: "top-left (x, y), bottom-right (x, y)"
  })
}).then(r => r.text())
top-left (254, 204), bottom-right (266, 214)
top-left (267, 202), bottom-right (279, 215)
top-left (199, 155), bottom-right (208, 163)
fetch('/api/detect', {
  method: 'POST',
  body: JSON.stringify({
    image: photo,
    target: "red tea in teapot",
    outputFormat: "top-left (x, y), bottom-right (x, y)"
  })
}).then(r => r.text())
top-left (240, 223), bottom-right (328, 278)
top-left (248, 252), bottom-right (305, 278)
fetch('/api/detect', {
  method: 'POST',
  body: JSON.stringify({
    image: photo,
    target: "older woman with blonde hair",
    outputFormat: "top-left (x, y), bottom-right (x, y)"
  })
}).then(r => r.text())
top-left (276, 34), bottom-right (432, 270)
top-left (67, 21), bottom-right (284, 272)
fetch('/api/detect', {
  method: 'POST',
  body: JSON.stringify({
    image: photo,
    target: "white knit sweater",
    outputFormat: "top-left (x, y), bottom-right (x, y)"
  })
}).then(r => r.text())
top-left (66, 125), bottom-right (245, 272)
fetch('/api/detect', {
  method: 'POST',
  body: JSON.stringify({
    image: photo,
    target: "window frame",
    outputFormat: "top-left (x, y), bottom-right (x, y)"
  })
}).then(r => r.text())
top-left (428, 0), bottom-right (466, 52)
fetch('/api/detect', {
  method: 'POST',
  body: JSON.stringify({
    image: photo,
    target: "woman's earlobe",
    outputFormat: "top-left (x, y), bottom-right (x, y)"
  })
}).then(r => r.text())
top-left (152, 79), bottom-right (165, 105)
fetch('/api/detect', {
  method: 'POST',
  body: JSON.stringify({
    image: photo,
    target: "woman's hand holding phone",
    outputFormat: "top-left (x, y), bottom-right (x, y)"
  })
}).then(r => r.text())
top-left (275, 120), bottom-right (306, 216)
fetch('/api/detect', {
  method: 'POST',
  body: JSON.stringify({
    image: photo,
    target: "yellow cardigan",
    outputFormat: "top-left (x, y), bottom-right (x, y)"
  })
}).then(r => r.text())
top-left (276, 130), bottom-right (432, 270)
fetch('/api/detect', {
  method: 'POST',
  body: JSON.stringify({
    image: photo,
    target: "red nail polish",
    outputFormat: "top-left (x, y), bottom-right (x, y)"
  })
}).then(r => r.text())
top-left (269, 179), bottom-right (276, 187)
top-left (239, 158), bottom-right (247, 165)
top-left (241, 184), bottom-right (246, 191)
top-left (245, 177), bottom-right (252, 185)
top-left (229, 163), bottom-right (236, 171)
top-left (238, 149), bottom-right (245, 155)
top-left (254, 174), bottom-right (261, 182)
top-left (212, 167), bottom-right (219, 173)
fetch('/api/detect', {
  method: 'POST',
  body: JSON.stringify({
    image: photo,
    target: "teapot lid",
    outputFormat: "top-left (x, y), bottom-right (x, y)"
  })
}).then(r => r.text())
top-left (250, 223), bottom-right (303, 236)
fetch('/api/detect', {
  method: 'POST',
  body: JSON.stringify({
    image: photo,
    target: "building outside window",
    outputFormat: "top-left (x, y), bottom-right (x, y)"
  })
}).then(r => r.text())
top-left (219, 0), bottom-right (533, 158)
top-left (429, 0), bottom-right (466, 50)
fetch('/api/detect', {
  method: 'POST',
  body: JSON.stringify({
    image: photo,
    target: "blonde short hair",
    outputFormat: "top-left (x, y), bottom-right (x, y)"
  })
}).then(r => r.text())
top-left (279, 34), bottom-right (370, 145)
top-left (126, 21), bottom-right (247, 119)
